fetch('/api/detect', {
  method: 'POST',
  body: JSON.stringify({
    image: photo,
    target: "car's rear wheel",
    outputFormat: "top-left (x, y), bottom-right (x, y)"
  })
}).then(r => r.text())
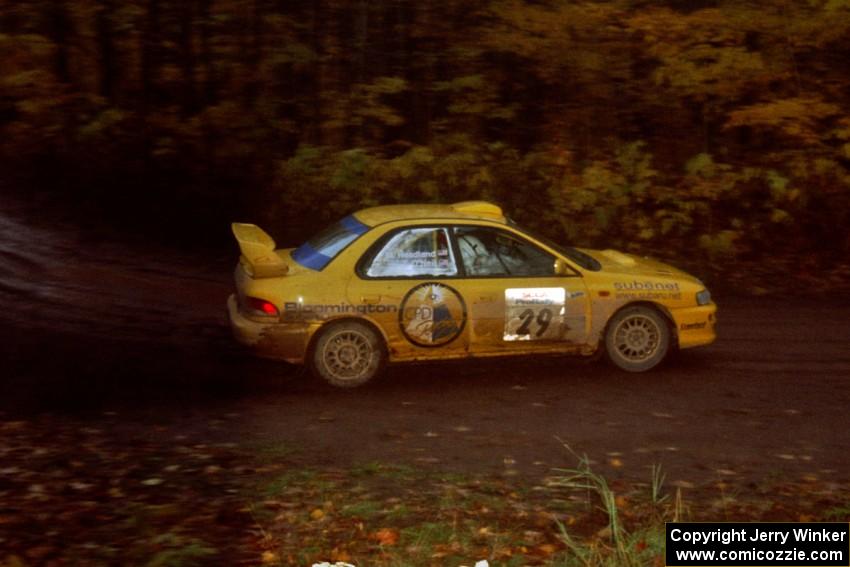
top-left (311, 321), bottom-right (386, 388)
top-left (604, 305), bottom-right (670, 372)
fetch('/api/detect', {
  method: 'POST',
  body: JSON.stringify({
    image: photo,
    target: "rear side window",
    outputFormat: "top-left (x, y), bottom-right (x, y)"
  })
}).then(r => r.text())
top-left (363, 227), bottom-right (458, 278)
top-left (292, 215), bottom-right (370, 270)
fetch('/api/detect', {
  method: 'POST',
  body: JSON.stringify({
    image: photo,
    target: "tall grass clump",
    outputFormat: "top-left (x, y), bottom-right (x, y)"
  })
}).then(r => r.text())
top-left (547, 444), bottom-right (686, 566)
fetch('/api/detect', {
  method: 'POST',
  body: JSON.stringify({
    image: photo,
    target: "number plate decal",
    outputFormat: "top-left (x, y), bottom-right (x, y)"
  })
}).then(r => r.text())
top-left (504, 288), bottom-right (565, 341)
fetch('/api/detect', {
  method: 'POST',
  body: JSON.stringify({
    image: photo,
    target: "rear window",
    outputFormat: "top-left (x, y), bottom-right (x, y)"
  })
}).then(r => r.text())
top-left (291, 215), bottom-right (370, 270)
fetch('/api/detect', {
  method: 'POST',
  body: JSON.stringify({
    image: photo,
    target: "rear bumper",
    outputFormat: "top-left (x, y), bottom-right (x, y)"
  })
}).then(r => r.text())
top-left (671, 302), bottom-right (717, 349)
top-left (226, 294), bottom-right (310, 363)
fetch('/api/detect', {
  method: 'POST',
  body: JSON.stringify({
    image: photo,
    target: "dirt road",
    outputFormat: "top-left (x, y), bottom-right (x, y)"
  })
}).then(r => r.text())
top-left (1, 198), bottom-right (848, 491)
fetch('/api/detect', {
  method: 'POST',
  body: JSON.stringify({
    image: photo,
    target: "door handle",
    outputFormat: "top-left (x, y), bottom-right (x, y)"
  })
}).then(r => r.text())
top-left (361, 295), bottom-right (381, 304)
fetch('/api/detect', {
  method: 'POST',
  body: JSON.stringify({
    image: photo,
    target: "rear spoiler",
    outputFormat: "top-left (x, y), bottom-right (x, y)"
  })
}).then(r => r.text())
top-left (231, 223), bottom-right (289, 278)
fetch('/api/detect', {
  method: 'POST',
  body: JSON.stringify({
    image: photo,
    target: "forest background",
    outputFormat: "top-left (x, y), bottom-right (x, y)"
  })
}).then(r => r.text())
top-left (3, 0), bottom-right (850, 292)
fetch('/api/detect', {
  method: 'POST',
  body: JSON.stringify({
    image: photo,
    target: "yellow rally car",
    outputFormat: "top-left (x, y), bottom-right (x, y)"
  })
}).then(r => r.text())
top-left (227, 201), bottom-right (716, 387)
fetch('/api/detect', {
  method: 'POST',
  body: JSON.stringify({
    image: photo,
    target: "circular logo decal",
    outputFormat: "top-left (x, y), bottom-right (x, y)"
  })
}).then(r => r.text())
top-left (399, 282), bottom-right (467, 348)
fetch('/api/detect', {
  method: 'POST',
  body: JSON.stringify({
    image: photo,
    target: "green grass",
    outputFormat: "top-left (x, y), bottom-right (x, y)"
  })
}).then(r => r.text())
top-left (401, 521), bottom-right (457, 547)
top-left (244, 441), bottom-right (300, 463)
top-left (350, 461), bottom-right (420, 480)
top-left (547, 445), bottom-right (681, 566)
top-left (340, 499), bottom-right (383, 519)
top-left (398, 521), bottom-right (472, 565)
top-left (384, 502), bottom-right (414, 522)
top-left (262, 469), bottom-right (323, 496)
top-left (823, 505), bottom-right (850, 520)
top-left (145, 533), bottom-right (218, 567)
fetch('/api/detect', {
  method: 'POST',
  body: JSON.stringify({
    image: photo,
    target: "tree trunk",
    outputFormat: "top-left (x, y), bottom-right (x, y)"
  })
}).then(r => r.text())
top-left (45, 0), bottom-right (72, 86)
top-left (198, 0), bottom-right (217, 107)
top-left (179, 0), bottom-right (197, 116)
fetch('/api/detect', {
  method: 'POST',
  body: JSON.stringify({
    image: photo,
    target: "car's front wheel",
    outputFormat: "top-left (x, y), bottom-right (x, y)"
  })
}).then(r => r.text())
top-left (311, 321), bottom-right (386, 387)
top-left (604, 305), bottom-right (670, 372)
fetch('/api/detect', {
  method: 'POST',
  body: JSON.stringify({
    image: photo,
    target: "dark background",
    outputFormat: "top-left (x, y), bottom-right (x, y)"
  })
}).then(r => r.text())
top-left (3, 0), bottom-right (850, 294)
top-left (2, 4), bottom-right (850, 564)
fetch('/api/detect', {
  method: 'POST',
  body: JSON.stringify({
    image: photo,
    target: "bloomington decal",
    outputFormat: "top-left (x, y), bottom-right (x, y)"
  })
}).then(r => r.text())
top-left (504, 287), bottom-right (566, 341)
top-left (283, 302), bottom-right (398, 320)
top-left (680, 321), bottom-right (707, 330)
top-left (399, 282), bottom-right (467, 347)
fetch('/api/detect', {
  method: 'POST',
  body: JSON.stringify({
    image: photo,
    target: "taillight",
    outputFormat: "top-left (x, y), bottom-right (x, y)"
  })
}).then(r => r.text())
top-left (245, 296), bottom-right (279, 318)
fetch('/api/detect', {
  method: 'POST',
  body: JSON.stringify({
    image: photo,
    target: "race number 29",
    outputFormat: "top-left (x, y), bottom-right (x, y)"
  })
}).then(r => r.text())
top-left (515, 307), bottom-right (553, 337)
top-left (504, 288), bottom-right (565, 341)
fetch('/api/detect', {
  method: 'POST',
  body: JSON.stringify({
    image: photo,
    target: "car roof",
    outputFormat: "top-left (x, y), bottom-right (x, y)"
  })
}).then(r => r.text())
top-left (353, 201), bottom-right (507, 227)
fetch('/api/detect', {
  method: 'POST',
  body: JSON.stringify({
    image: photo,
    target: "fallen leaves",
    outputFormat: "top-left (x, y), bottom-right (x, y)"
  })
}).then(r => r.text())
top-left (369, 528), bottom-right (400, 546)
top-left (0, 414), bottom-right (262, 565)
top-left (3, 413), bottom-right (849, 567)
top-left (254, 465), bottom-right (578, 565)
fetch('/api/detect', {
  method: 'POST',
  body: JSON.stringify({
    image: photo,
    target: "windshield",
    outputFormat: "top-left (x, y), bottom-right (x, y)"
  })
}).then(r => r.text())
top-left (291, 215), bottom-right (370, 270)
top-left (507, 219), bottom-right (602, 272)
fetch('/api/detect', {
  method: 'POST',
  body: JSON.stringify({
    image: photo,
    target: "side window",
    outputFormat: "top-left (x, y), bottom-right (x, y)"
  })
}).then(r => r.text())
top-left (364, 227), bottom-right (458, 278)
top-left (455, 226), bottom-right (555, 277)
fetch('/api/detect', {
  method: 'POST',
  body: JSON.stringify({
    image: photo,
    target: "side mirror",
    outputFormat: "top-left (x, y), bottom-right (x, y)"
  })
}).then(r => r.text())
top-left (554, 258), bottom-right (569, 276)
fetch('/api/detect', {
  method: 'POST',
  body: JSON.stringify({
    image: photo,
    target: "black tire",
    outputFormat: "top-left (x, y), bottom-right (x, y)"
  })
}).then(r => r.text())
top-left (310, 321), bottom-right (386, 388)
top-left (604, 305), bottom-right (670, 372)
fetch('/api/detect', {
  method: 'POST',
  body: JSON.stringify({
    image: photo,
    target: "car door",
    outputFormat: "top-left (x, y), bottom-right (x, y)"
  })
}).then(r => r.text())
top-left (347, 225), bottom-right (471, 361)
top-left (451, 225), bottom-right (590, 355)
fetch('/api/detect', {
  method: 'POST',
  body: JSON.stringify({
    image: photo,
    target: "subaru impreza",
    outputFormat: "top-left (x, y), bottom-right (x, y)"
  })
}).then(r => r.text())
top-left (227, 201), bottom-right (716, 387)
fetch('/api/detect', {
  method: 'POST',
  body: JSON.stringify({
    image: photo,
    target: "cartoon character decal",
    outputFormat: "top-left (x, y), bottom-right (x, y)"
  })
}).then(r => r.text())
top-left (399, 282), bottom-right (467, 347)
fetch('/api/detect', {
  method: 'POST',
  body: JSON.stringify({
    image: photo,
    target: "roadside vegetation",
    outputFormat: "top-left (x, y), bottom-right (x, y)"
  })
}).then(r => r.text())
top-left (3, 1), bottom-right (850, 292)
top-left (7, 413), bottom-right (846, 566)
top-left (248, 453), bottom-right (848, 566)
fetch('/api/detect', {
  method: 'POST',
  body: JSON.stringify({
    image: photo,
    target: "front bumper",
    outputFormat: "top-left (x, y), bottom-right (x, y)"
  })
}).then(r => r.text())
top-left (671, 302), bottom-right (718, 349)
top-left (226, 294), bottom-right (310, 363)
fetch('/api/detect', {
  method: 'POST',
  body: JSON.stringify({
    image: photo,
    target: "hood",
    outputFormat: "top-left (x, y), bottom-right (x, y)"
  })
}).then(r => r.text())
top-left (580, 248), bottom-right (701, 283)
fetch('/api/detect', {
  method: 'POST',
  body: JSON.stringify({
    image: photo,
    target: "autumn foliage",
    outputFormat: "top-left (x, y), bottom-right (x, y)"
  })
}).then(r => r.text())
top-left (2, 1), bottom-right (850, 290)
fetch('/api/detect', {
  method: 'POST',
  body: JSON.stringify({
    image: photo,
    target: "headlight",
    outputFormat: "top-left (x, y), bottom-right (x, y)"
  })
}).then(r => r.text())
top-left (696, 289), bottom-right (711, 306)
